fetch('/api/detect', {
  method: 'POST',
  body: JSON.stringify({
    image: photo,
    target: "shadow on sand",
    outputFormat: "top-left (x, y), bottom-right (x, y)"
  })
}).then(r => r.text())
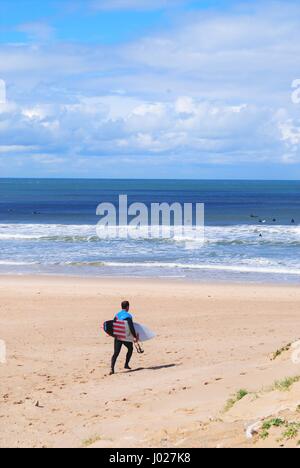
top-left (124, 364), bottom-right (177, 373)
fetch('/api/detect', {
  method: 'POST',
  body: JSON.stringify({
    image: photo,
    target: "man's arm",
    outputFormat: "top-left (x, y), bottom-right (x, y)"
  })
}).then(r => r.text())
top-left (126, 318), bottom-right (138, 340)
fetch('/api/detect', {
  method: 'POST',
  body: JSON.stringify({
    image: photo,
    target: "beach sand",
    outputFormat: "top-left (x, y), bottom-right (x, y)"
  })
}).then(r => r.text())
top-left (0, 276), bottom-right (300, 448)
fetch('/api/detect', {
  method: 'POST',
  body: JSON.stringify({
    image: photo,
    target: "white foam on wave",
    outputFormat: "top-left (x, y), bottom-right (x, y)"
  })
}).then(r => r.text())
top-left (1, 258), bottom-right (299, 277)
top-left (1, 223), bottom-right (300, 278)
top-left (0, 224), bottom-right (95, 241)
top-left (0, 223), bottom-right (300, 245)
top-left (95, 261), bottom-right (300, 276)
top-left (0, 261), bottom-right (38, 266)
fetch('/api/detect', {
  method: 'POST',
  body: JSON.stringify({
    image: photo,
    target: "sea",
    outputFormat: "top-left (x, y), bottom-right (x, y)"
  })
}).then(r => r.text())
top-left (0, 178), bottom-right (300, 283)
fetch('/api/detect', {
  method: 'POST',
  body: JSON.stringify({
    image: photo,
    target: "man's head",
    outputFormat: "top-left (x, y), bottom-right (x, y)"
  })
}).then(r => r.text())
top-left (121, 300), bottom-right (130, 311)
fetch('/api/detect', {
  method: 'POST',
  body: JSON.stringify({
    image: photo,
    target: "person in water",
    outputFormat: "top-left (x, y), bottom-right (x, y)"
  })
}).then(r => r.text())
top-left (110, 301), bottom-right (138, 375)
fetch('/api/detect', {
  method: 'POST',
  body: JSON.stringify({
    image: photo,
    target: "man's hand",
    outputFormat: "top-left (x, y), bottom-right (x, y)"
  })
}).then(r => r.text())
top-left (134, 333), bottom-right (140, 343)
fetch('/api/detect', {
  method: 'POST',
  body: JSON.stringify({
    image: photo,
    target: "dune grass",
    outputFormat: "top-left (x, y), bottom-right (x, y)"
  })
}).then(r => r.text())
top-left (259, 418), bottom-right (285, 440)
top-left (259, 419), bottom-right (300, 441)
top-left (273, 376), bottom-right (300, 392)
top-left (270, 343), bottom-right (292, 361)
top-left (82, 435), bottom-right (101, 447)
top-left (224, 389), bottom-right (248, 412)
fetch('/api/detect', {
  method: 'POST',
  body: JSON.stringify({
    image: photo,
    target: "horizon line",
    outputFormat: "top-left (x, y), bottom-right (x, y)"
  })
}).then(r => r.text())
top-left (0, 177), bottom-right (300, 182)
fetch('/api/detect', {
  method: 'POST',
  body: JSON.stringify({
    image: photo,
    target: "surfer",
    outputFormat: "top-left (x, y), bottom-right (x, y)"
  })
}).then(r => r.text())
top-left (110, 301), bottom-right (138, 375)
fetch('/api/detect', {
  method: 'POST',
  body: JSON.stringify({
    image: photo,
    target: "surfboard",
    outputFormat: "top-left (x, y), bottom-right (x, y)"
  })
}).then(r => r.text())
top-left (103, 320), bottom-right (155, 343)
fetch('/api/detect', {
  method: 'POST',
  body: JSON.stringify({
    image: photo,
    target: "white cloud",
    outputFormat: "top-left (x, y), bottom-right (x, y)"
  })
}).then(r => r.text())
top-left (0, 145), bottom-right (39, 154)
top-left (1, 0), bottom-right (300, 175)
top-left (16, 22), bottom-right (55, 42)
top-left (0, 93), bottom-right (287, 164)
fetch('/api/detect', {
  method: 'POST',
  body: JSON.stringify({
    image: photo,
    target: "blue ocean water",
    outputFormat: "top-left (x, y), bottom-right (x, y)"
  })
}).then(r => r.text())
top-left (0, 178), bottom-right (300, 283)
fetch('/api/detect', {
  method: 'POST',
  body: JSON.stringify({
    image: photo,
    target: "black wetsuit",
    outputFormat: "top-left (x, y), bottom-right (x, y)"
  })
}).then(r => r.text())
top-left (111, 317), bottom-right (137, 372)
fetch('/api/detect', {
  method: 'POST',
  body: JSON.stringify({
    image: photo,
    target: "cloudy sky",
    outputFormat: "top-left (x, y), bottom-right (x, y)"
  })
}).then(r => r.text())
top-left (0, 0), bottom-right (300, 179)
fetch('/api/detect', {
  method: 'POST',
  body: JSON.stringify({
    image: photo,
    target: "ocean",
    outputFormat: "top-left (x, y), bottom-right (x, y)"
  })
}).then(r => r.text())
top-left (0, 178), bottom-right (300, 283)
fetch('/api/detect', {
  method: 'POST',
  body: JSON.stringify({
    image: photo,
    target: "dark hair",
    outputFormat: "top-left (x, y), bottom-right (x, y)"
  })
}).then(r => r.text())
top-left (121, 300), bottom-right (130, 310)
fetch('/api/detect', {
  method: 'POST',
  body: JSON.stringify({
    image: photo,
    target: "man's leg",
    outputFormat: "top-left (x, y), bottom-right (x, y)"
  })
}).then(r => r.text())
top-left (124, 342), bottom-right (134, 370)
top-left (111, 339), bottom-right (122, 374)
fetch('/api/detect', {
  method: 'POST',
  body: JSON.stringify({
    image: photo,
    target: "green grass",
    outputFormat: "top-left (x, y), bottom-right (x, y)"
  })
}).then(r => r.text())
top-left (282, 423), bottom-right (300, 440)
top-left (259, 419), bottom-right (300, 442)
top-left (262, 418), bottom-right (285, 430)
top-left (259, 419), bottom-right (285, 440)
top-left (273, 376), bottom-right (300, 392)
top-left (82, 435), bottom-right (101, 447)
top-left (224, 389), bottom-right (248, 412)
top-left (271, 343), bottom-right (292, 361)
top-left (260, 429), bottom-right (270, 440)
top-left (270, 338), bottom-right (300, 361)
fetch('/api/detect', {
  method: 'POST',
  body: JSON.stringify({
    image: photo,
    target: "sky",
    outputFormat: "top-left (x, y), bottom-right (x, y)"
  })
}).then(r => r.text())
top-left (0, 0), bottom-right (300, 179)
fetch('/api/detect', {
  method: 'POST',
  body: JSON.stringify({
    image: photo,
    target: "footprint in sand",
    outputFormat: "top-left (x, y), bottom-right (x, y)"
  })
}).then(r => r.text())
top-left (176, 408), bottom-right (196, 415)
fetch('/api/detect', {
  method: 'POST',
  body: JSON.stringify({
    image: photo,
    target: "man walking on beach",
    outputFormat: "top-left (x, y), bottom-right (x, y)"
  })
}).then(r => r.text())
top-left (110, 301), bottom-right (138, 375)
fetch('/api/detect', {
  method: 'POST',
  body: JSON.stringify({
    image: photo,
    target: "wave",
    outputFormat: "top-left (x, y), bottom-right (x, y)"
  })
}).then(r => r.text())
top-left (0, 224), bottom-right (96, 242)
top-left (1, 223), bottom-right (300, 246)
top-left (1, 257), bottom-right (300, 276)
top-left (0, 260), bottom-right (39, 266)
top-left (64, 260), bottom-right (300, 276)
top-left (1, 223), bottom-right (300, 279)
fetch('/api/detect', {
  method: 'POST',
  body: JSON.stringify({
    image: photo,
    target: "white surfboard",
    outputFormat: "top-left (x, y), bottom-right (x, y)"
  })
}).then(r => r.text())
top-left (133, 323), bottom-right (156, 342)
top-left (113, 321), bottom-right (155, 343)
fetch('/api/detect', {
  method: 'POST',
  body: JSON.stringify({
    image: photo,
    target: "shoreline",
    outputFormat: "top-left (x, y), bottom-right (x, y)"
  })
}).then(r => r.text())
top-left (0, 272), bottom-right (300, 289)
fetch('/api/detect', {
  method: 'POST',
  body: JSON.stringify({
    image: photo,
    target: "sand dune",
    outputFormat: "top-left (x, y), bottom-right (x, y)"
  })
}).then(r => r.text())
top-left (0, 276), bottom-right (299, 448)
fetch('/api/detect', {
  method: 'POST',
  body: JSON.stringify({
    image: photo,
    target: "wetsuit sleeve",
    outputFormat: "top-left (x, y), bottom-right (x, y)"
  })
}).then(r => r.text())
top-left (126, 318), bottom-right (137, 339)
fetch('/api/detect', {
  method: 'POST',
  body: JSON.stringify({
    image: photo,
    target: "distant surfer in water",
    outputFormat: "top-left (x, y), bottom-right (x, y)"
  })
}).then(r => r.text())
top-left (110, 301), bottom-right (138, 375)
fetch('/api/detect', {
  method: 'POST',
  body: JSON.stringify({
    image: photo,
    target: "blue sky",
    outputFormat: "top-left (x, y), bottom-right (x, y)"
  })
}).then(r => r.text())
top-left (0, 0), bottom-right (300, 179)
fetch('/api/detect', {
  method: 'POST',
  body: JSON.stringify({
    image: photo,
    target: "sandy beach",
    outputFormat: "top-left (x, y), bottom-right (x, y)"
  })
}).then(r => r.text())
top-left (0, 275), bottom-right (300, 448)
